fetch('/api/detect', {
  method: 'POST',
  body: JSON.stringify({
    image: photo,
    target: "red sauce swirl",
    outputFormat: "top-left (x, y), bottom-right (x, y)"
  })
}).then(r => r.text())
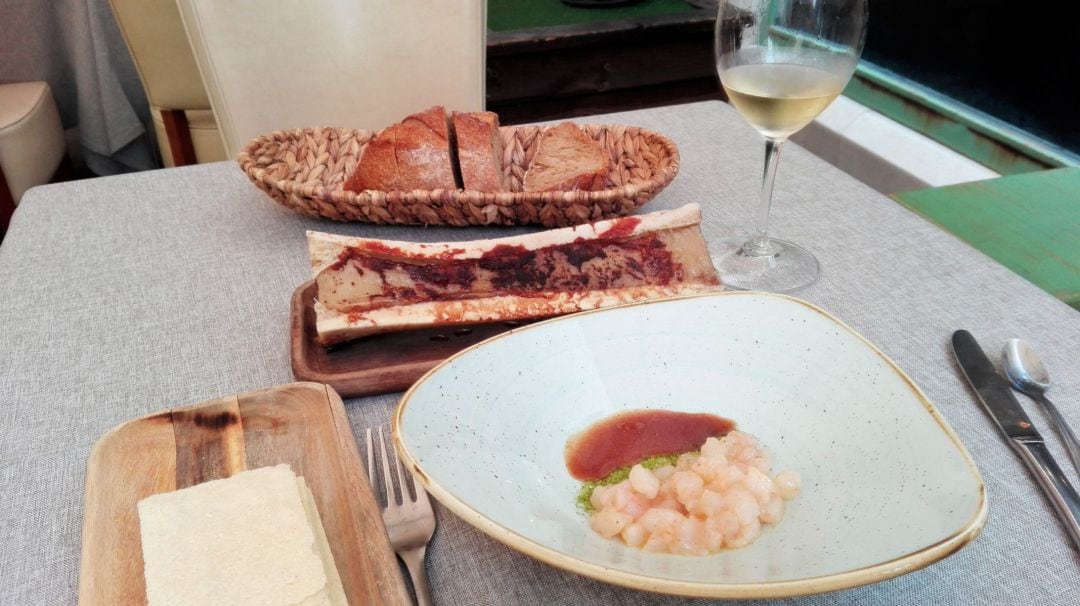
top-left (565, 410), bottom-right (735, 481)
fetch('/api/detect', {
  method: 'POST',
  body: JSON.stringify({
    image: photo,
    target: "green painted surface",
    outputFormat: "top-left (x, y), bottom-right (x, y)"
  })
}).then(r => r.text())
top-left (892, 168), bottom-right (1080, 310)
top-left (845, 63), bottom-right (1080, 175)
top-left (488, 0), bottom-right (694, 33)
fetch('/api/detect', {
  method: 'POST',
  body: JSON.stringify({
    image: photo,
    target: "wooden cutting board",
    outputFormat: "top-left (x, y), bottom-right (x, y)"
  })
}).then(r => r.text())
top-left (290, 280), bottom-right (533, 397)
top-left (77, 382), bottom-right (410, 606)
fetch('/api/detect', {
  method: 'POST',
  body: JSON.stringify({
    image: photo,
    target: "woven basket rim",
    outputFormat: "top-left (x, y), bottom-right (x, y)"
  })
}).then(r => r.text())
top-left (236, 123), bottom-right (680, 207)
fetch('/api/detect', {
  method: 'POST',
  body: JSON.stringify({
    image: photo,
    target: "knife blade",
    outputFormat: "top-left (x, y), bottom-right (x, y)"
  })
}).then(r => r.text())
top-left (952, 330), bottom-right (1041, 440)
top-left (952, 329), bottom-right (1080, 551)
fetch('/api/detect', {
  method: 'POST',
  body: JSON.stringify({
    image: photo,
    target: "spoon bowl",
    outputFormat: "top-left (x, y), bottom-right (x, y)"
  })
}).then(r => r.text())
top-left (1003, 339), bottom-right (1051, 394)
top-left (1003, 338), bottom-right (1080, 475)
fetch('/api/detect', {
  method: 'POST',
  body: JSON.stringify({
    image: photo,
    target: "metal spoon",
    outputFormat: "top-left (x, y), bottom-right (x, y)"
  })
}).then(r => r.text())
top-left (1003, 338), bottom-right (1080, 475)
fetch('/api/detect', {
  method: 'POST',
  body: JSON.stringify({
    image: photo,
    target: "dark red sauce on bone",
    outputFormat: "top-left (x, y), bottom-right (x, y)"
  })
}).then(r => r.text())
top-left (565, 410), bottom-right (735, 482)
top-left (332, 232), bottom-right (680, 310)
top-left (329, 241), bottom-right (467, 267)
top-left (597, 216), bottom-right (642, 239)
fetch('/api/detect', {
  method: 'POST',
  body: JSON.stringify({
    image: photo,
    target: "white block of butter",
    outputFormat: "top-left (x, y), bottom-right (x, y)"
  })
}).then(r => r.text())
top-left (137, 464), bottom-right (346, 606)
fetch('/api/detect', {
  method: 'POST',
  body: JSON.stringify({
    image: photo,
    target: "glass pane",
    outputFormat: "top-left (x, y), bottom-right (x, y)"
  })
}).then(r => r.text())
top-left (861, 0), bottom-right (1078, 153)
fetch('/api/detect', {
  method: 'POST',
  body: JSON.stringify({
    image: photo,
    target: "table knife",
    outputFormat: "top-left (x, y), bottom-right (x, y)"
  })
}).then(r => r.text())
top-left (952, 329), bottom-right (1080, 551)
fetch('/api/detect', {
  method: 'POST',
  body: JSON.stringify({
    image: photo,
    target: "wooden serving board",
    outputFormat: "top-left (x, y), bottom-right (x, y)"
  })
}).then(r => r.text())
top-left (77, 382), bottom-right (410, 606)
top-left (290, 281), bottom-right (533, 397)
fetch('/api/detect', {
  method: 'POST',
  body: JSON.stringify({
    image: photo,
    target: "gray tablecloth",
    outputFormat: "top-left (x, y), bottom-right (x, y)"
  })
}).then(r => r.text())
top-left (2, 101), bottom-right (1078, 604)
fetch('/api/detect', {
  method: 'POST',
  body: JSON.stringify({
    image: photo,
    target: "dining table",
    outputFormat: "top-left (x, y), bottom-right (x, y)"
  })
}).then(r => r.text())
top-left (1, 100), bottom-right (1078, 605)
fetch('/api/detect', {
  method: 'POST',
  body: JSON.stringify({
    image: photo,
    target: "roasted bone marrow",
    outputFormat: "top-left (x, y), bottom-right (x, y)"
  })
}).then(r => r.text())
top-left (307, 204), bottom-right (722, 344)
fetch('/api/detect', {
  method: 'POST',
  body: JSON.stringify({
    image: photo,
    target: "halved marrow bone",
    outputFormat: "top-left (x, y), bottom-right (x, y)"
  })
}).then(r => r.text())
top-left (307, 204), bottom-right (722, 344)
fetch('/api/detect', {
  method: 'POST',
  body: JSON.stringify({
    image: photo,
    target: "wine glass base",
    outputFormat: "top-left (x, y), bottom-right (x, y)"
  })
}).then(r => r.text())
top-left (709, 236), bottom-right (820, 293)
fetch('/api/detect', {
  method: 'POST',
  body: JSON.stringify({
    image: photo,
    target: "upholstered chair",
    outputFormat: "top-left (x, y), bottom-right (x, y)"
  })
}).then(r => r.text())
top-left (174, 0), bottom-right (487, 158)
top-left (108, 0), bottom-right (227, 167)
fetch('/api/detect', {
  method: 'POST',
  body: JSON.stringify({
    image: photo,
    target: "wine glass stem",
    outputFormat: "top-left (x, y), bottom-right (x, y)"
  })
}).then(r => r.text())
top-left (743, 137), bottom-right (786, 258)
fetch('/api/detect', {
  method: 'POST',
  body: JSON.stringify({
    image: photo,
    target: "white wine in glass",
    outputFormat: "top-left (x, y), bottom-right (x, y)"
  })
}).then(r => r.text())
top-left (712, 0), bottom-right (867, 292)
top-left (722, 63), bottom-right (847, 139)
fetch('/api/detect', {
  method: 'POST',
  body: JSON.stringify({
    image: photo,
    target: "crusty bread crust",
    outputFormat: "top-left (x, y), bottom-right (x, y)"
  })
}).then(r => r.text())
top-left (522, 122), bottom-right (609, 192)
top-left (344, 106), bottom-right (457, 192)
top-left (452, 111), bottom-right (506, 192)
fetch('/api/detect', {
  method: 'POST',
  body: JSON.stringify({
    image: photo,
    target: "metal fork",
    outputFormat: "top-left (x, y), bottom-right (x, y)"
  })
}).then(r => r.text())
top-left (366, 426), bottom-right (436, 606)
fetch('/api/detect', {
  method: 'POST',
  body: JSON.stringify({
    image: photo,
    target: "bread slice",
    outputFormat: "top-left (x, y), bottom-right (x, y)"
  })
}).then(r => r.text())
top-left (344, 106), bottom-right (457, 192)
top-left (137, 465), bottom-right (345, 606)
top-left (307, 204), bottom-right (721, 344)
top-left (343, 130), bottom-right (398, 193)
top-left (451, 111), bottom-right (507, 191)
top-left (522, 122), bottom-right (609, 192)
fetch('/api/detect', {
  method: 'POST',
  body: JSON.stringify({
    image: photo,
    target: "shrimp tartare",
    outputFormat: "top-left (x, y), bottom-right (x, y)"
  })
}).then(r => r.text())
top-left (585, 430), bottom-right (800, 555)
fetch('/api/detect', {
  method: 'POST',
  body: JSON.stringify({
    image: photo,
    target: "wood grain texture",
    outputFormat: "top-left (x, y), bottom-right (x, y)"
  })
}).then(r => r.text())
top-left (79, 412), bottom-right (177, 606)
top-left (486, 8), bottom-right (726, 124)
top-left (77, 382), bottom-right (410, 606)
top-left (290, 281), bottom-right (532, 397)
top-left (171, 396), bottom-right (246, 485)
top-left (160, 109), bottom-right (198, 167)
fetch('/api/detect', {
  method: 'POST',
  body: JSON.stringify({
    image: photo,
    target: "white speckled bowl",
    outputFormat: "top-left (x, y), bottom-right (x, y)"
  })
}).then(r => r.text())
top-left (393, 292), bottom-right (986, 598)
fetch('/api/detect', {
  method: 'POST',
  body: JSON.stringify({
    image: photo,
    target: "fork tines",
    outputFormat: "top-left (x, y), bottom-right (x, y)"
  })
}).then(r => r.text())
top-left (364, 426), bottom-right (437, 605)
top-left (365, 426), bottom-right (430, 509)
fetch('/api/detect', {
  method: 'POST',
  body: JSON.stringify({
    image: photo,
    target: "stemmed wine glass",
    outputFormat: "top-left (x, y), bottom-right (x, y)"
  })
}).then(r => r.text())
top-left (711, 0), bottom-right (868, 292)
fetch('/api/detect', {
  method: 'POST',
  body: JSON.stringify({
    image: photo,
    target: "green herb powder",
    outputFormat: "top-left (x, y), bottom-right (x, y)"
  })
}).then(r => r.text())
top-left (575, 454), bottom-right (681, 514)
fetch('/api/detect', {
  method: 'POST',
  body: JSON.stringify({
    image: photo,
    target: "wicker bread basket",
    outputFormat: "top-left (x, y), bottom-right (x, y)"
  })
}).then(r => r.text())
top-left (237, 123), bottom-right (679, 227)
